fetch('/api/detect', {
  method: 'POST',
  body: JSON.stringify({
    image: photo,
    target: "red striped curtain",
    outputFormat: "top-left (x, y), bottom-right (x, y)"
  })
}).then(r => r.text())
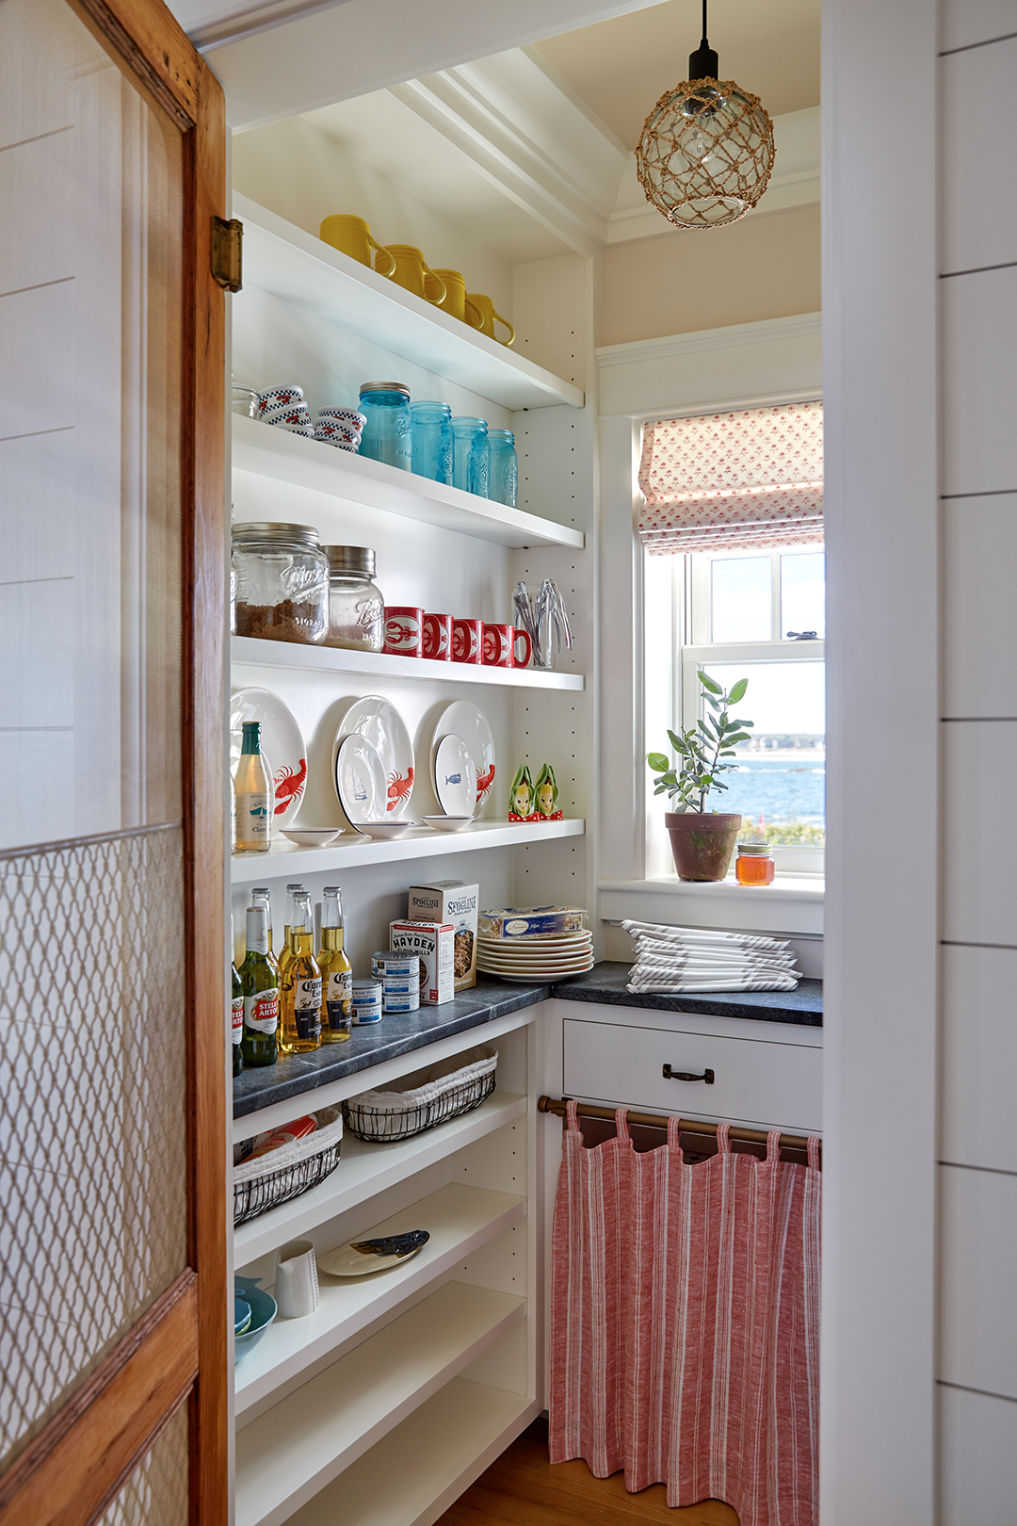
top-left (637, 402), bottom-right (823, 554)
top-left (549, 1105), bottom-right (821, 1526)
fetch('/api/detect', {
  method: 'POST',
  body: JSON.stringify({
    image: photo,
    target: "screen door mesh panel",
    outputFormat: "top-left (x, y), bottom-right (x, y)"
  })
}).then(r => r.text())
top-left (95, 1401), bottom-right (189, 1526)
top-left (0, 824), bottom-right (187, 1470)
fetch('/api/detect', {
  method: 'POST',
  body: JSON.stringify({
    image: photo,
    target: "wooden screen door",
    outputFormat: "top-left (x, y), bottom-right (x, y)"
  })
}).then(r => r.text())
top-left (0, 0), bottom-right (228, 1521)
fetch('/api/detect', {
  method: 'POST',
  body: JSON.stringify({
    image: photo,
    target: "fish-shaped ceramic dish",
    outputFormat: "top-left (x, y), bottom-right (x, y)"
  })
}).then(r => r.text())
top-left (317, 1229), bottom-right (430, 1277)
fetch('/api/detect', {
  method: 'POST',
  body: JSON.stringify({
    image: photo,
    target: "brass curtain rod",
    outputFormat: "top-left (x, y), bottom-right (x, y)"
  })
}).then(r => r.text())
top-left (538, 1095), bottom-right (821, 1165)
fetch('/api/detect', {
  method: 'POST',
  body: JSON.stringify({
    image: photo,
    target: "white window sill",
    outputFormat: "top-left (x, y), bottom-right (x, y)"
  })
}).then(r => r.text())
top-left (599, 875), bottom-right (825, 938)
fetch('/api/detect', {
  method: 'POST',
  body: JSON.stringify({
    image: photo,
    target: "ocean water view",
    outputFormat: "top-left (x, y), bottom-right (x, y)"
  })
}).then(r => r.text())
top-left (717, 753), bottom-right (826, 828)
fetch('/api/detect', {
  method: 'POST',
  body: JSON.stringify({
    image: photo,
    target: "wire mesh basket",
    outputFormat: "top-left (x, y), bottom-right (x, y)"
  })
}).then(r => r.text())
top-left (232, 1106), bottom-right (343, 1226)
top-left (343, 1046), bottom-right (498, 1143)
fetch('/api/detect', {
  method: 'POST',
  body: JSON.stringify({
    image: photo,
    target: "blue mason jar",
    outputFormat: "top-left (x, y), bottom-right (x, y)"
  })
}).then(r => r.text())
top-left (410, 401), bottom-right (453, 485)
top-left (451, 416), bottom-right (489, 497)
top-left (488, 429), bottom-right (518, 508)
top-left (358, 382), bottom-right (412, 471)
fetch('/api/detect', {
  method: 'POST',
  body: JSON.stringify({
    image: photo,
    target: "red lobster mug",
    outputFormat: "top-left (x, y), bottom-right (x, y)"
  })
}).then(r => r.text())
top-left (422, 611), bottom-right (452, 661)
top-left (384, 605), bottom-right (424, 657)
top-left (451, 617), bottom-right (482, 664)
top-left (482, 622), bottom-right (532, 668)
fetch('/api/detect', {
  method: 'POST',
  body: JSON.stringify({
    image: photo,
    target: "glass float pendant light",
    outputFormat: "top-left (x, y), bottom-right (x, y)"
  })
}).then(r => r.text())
top-left (635, 0), bottom-right (775, 230)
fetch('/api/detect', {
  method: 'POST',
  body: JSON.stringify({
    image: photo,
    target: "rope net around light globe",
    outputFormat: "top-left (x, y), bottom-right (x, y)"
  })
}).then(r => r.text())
top-left (636, 79), bottom-right (775, 230)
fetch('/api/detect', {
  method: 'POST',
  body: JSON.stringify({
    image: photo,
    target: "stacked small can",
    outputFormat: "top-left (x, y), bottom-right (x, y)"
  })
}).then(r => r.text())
top-left (371, 950), bottom-right (421, 1015)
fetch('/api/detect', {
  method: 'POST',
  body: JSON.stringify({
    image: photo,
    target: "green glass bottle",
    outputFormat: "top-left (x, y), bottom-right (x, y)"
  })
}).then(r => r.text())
top-left (250, 886), bottom-right (274, 952)
top-left (230, 913), bottom-right (244, 1078)
top-left (240, 904), bottom-right (279, 1068)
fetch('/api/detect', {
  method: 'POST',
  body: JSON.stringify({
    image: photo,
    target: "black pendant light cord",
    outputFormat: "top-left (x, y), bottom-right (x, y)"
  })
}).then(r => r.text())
top-left (689, 0), bottom-right (719, 80)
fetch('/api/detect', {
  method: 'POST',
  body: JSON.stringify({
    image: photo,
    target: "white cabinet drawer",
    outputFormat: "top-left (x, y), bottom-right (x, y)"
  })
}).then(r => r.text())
top-left (563, 1017), bottom-right (822, 1133)
top-left (939, 1384), bottom-right (1017, 1526)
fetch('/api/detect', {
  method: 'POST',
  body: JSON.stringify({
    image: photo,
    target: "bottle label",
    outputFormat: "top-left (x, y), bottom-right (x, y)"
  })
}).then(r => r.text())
top-left (326, 969), bottom-right (352, 1010)
top-left (237, 792), bottom-right (271, 843)
top-left (231, 994), bottom-right (244, 1045)
top-left (244, 988), bottom-right (279, 1034)
top-left (294, 977), bottom-right (322, 1040)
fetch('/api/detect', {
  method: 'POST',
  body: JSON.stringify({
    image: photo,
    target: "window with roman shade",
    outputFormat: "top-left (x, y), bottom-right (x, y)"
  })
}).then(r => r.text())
top-left (637, 401), bottom-right (823, 554)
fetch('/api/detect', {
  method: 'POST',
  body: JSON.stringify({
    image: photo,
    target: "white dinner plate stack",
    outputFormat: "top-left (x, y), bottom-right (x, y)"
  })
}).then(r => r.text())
top-left (476, 930), bottom-right (594, 983)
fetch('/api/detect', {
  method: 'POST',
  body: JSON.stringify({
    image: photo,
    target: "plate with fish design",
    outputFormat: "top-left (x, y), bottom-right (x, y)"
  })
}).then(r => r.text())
top-left (433, 701), bottom-right (495, 814)
top-left (337, 695), bottom-right (414, 817)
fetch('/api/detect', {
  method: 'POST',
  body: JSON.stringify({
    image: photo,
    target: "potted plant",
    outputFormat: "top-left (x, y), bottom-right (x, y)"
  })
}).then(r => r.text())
top-left (647, 671), bottom-right (753, 881)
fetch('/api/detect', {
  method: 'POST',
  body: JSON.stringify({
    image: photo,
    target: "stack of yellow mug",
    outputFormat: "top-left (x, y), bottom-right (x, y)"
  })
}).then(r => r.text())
top-left (319, 214), bottom-right (515, 347)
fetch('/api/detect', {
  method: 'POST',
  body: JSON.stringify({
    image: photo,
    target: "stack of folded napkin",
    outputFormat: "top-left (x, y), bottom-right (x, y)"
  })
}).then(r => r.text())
top-left (622, 920), bottom-right (801, 994)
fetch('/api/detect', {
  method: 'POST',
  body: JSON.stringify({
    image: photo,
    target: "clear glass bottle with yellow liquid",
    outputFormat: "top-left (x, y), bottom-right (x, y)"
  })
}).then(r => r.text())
top-left (234, 720), bottom-right (272, 852)
top-left (279, 889), bottom-right (321, 1054)
top-left (317, 885), bottom-right (352, 1043)
top-left (275, 882), bottom-right (304, 985)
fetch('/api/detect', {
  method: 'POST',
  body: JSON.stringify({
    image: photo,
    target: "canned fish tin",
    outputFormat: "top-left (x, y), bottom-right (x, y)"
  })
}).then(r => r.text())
top-left (370, 950), bottom-right (420, 980)
top-left (351, 978), bottom-right (383, 1024)
top-left (383, 991), bottom-right (419, 1015)
top-left (381, 974), bottom-right (415, 996)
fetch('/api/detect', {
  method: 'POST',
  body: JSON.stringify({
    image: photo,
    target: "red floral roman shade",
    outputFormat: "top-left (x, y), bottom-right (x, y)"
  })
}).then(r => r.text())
top-left (637, 401), bottom-right (823, 554)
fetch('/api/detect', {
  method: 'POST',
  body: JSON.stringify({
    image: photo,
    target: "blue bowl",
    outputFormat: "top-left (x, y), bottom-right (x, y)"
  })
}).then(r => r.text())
top-left (234, 1276), bottom-right (277, 1362)
top-left (234, 1294), bottom-right (252, 1337)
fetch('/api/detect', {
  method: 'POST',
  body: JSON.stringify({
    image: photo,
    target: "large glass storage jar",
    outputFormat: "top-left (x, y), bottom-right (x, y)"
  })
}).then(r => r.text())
top-left (324, 545), bottom-right (385, 651)
top-left (232, 522), bottom-right (328, 644)
top-left (452, 416), bottom-right (489, 497)
top-left (488, 428), bottom-right (518, 508)
top-left (358, 382), bottom-right (412, 470)
top-left (410, 401), bottom-right (453, 485)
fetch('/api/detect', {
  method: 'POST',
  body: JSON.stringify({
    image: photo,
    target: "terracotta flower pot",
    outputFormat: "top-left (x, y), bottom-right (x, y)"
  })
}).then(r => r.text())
top-left (664, 812), bottom-right (742, 882)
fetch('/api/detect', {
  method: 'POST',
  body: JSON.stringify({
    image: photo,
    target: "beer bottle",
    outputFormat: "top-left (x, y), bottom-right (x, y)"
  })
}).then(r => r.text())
top-left (240, 904), bottom-right (279, 1067)
top-left (230, 913), bottom-right (244, 1077)
top-left (250, 886), bottom-right (273, 952)
top-left (318, 886), bottom-right (352, 1043)
top-left (279, 890), bottom-right (321, 1054)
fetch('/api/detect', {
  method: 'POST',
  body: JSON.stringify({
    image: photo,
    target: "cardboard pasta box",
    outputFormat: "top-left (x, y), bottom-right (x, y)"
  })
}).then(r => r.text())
top-left (478, 905), bottom-right (587, 940)
top-left (389, 919), bottom-right (455, 1006)
top-left (407, 881), bottom-right (479, 991)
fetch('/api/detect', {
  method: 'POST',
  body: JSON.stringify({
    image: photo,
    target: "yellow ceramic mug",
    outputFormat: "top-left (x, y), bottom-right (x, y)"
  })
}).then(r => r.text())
top-left (432, 268), bottom-right (481, 326)
top-left (319, 214), bottom-right (395, 276)
top-left (466, 292), bottom-right (515, 347)
top-left (381, 245), bottom-right (447, 307)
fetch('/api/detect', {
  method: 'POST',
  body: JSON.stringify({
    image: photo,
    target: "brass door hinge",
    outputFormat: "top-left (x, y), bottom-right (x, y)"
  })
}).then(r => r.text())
top-left (211, 216), bottom-right (243, 292)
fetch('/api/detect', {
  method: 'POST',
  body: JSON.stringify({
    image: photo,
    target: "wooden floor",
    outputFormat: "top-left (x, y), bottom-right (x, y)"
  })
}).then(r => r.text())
top-left (437, 1421), bottom-right (740, 1525)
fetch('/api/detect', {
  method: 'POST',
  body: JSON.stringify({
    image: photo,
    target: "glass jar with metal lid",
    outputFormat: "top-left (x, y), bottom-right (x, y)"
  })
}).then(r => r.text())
top-left (358, 382), bottom-right (412, 471)
top-left (324, 545), bottom-right (385, 651)
top-left (735, 841), bottom-right (775, 886)
top-left (232, 522), bottom-right (329, 644)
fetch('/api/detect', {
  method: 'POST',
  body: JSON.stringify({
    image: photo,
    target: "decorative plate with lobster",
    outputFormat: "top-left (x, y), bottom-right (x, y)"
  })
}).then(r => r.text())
top-left (336, 696), bottom-right (415, 818)
top-left (230, 687), bottom-right (307, 822)
top-left (434, 701), bottom-right (496, 814)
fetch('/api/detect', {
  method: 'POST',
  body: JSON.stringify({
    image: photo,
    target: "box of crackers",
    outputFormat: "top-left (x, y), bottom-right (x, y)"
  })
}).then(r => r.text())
top-left (407, 881), bottom-right (479, 991)
top-left (389, 920), bottom-right (455, 1006)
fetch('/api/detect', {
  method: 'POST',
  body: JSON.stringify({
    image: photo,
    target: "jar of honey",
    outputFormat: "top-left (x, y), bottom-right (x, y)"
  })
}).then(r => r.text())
top-left (735, 842), bottom-right (775, 886)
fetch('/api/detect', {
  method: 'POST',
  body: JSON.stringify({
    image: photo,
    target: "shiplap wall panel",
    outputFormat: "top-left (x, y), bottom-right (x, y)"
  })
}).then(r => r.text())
top-left (941, 720), bottom-right (1017, 945)
top-left (940, 944), bottom-right (1017, 1171)
top-left (939, 39), bottom-right (1017, 276)
top-left (0, 734), bottom-right (75, 850)
top-left (941, 494), bottom-right (1017, 715)
top-left (939, 1165), bottom-right (1017, 1398)
top-left (938, 1385), bottom-right (1017, 1526)
top-left (939, 0), bottom-right (1017, 54)
top-left (0, 130), bottom-right (76, 293)
top-left (940, 266), bottom-right (1017, 497)
top-left (0, 282), bottom-right (77, 436)
top-left (0, 582), bottom-right (74, 727)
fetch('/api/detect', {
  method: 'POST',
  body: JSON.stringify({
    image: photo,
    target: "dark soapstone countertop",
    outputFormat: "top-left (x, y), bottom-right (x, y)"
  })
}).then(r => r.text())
top-left (232, 976), bottom-right (547, 1121)
top-left (552, 962), bottom-right (823, 1027)
top-left (233, 964), bottom-right (823, 1121)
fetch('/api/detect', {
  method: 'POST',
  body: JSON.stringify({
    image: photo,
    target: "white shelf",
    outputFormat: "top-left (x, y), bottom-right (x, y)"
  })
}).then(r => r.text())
top-left (288, 1377), bottom-right (538, 1526)
top-left (231, 817), bottom-right (585, 884)
top-left (236, 195), bottom-right (585, 413)
top-left (235, 1091), bottom-right (526, 1266)
top-left (231, 633), bottom-right (585, 690)
top-left (234, 1182), bottom-right (525, 1415)
top-left (232, 413), bottom-right (585, 551)
top-left (235, 1282), bottom-right (524, 1526)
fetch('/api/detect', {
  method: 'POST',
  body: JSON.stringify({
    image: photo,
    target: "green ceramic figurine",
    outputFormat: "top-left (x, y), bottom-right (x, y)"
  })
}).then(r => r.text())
top-left (509, 763), bottom-right (535, 821)
top-left (534, 763), bottom-right (561, 820)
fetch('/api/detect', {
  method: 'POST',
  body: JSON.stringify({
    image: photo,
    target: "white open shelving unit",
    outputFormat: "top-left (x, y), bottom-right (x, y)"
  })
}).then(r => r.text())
top-left (230, 179), bottom-right (589, 1525)
top-left (232, 633), bottom-right (584, 690)
top-left (231, 817), bottom-right (585, 884)
top-left (232, 413), bottom-right (585, 551)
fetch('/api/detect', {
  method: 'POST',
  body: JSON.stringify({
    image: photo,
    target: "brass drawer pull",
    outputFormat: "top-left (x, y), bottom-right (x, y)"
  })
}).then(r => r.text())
top-left (662, 1064), bottom-right (715, 1084)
